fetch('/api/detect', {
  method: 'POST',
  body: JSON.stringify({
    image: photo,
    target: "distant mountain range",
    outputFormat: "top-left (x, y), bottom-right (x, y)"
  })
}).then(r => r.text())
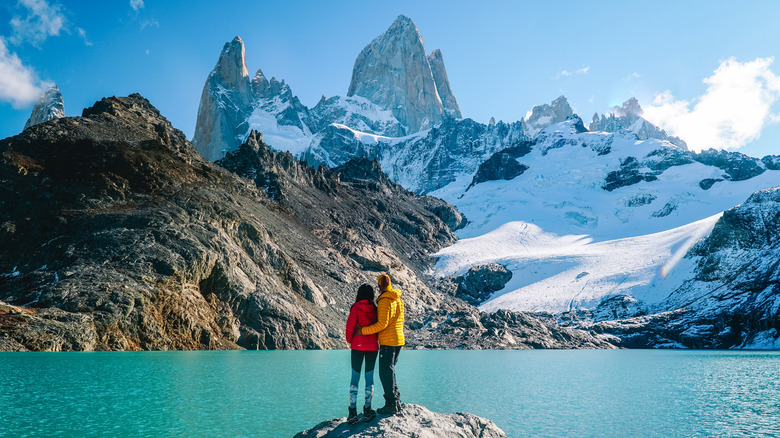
top-left (13, 15), bottom-right (780, 350)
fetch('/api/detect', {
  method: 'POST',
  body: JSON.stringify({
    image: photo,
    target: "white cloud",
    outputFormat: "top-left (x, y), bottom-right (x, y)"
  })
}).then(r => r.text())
top-left (554, 66), bottom-right (590, 79)
top-left (130, 0), bottom-right (144, 11)
top-left (643, 57), bottom-right (780, 152)
top-left (9, 0), bottom-right (67, 46)
top-left (0, 37), bottom-right (52, 108)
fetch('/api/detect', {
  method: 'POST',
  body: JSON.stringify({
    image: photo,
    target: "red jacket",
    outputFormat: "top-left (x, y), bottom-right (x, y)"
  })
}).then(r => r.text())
top-left (346, 300), bottom-right (379, 351)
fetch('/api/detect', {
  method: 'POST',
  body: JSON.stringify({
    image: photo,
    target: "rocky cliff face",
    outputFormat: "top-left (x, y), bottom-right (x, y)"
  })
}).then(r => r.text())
top-left (428, 49), bottom-right (462, 119)
top-left (347, 15), bottom-right (455, 134)
top-left (295, 404), bottom-right (508, 438)
top-left (192, 37), bottom-right (253, 161)
top-left (24, 85), bottom-right (65, 130)
top-left (0, 94), bottom-right (610, 351)
top-left (590, 98), bottom-right (687, 148)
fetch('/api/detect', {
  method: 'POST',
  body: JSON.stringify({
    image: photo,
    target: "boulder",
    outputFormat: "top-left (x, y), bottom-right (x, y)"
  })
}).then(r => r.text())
top-left (294, 404), bottom-right (507, 438)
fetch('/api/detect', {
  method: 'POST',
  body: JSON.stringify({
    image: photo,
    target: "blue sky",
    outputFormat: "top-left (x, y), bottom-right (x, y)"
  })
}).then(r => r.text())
top-left (2, 0), bottom-right (780, 157)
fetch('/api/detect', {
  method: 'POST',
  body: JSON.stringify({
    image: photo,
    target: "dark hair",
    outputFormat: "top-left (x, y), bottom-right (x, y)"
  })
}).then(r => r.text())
top-left (355, 284), bottom-right (374, 304)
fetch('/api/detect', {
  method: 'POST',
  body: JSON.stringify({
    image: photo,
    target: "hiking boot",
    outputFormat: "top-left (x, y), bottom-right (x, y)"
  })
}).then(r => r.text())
top-left (377, 403), bottom-right (398, 415)
top-left (347, 407), bottom-right (359, 424)
top-left (363, 406), bottom-right (376, 422)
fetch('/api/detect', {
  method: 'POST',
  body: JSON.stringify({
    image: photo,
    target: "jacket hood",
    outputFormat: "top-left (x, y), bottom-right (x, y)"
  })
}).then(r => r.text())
top-left (377, 274), bottom-right (401, 300)
top-left (354, 299), bottom-right (376, 311)
top-left (378, 274), bottom-right (393, 292)
top-left (377, 289), bottom-right (400, 301)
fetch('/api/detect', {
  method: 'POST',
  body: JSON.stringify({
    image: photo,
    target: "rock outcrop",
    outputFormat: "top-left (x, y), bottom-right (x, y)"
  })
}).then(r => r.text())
top-left (452, 264), bottom-right (513, 305)
top-left (294, 404), bottom-right (507, 438)
top-left (24, 85), bottom-right (65, 130)
top-left (466, 141), bottom-right (533, 190)
top-left (347, 15), bottom-right (454, 134)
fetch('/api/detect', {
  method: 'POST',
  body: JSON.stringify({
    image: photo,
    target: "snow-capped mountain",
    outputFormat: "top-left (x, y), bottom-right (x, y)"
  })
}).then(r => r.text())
top-left (431, 117), bottom-right (780, 323)
top-left (586, 187), bottom-right (780, 348)
top-left (302, 117), bottom-right (528, 194)
top-left (192, 15), bottom-right (461, 162)
top-left (657, 187), bottom-right (780, 348)
top-left (191, 17), bottom-right (592, 195)
top-left (24, 85), bottom-right (65, 130)
top-left (590, 97), bottom-right (687, 148)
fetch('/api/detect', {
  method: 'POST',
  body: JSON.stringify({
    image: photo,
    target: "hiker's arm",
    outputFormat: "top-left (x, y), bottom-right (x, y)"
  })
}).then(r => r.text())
top-left (361, 301), bottom-right (390, 335)
top-left (345, 306), bottom-right (357, 343)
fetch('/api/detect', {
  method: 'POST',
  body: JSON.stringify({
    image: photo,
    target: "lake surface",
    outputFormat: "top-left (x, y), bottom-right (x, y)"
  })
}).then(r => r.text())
top-left (1, 350), bottom-right (779, 437)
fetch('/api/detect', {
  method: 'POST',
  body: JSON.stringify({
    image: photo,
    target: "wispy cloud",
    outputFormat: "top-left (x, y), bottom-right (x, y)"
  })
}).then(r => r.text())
top-left (0, 37), bottom-right (52, 108)
top-left (76, 27), bottom-right (92, 46)
top-left (8, 0), bottom-right (66, 46)
top-left (554, 66), bottom-right (590, 79)
top-left (140, 19), bottom-right (159, 30)
top-left (624, 72), bottom-right (641, 81)
top-left (643, 57), bottom-right (780, 152)
top-left (130, 0), bottom-right (144, 12)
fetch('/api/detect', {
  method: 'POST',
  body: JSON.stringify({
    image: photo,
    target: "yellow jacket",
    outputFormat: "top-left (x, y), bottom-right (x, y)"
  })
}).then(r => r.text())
top-left (360, 275), bottom-right (405, 346)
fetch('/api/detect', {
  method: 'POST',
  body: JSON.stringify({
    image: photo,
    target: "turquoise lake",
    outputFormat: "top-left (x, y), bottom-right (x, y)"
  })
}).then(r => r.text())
top-left (1, 350), bottom-right (779, 437)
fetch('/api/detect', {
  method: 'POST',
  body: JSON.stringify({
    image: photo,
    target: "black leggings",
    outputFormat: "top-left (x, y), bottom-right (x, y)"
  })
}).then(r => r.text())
top-left (350, 350), bottom-right (378, 386)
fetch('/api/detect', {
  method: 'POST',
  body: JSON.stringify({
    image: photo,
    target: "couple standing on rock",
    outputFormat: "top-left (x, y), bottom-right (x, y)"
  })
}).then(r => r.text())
top-left (344, 274), bottom-right (405, 425)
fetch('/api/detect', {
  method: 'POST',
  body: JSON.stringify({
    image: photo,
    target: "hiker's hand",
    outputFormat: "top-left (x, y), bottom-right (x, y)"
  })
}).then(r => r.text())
top-left (353, 325), bottom-right (363, 337)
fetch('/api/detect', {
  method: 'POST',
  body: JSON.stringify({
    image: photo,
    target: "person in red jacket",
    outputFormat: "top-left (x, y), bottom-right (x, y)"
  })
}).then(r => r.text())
top-left (345, 283), bottom-right (379, 424)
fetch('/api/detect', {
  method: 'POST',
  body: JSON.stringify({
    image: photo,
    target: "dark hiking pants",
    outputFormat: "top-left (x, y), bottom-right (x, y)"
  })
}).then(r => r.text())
top-left (378, 345), bottom-right (402, 405)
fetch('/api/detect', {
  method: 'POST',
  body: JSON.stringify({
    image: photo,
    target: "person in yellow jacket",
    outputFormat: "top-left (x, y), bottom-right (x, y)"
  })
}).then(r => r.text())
top-left (353, 273), bottom-right (405, 415)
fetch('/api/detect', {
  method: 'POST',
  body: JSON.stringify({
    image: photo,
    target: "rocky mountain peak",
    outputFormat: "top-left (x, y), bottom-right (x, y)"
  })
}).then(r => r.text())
top-left (614, 97), bottom-right (643, 117)
top-left (388, 14), bottom-right (418, 34)
top-left (589, 97), bottom-right (687, 149)
top-left (551, 95), bottom-right (573, 112)
top-left (215, 36), bottom-right (250, 89)
top-left (193, 36), bottom-right (253, 162)
top-left (250, 68), bottom-right (269, 97)
top-left (427, 48), bottom-right (462, 119)
top-left (347, 15), bottom-right (450, 133)
top-left (24, 85), bottom-right (65, 130)
top-left (524, 95), bottom-right (575, 137)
